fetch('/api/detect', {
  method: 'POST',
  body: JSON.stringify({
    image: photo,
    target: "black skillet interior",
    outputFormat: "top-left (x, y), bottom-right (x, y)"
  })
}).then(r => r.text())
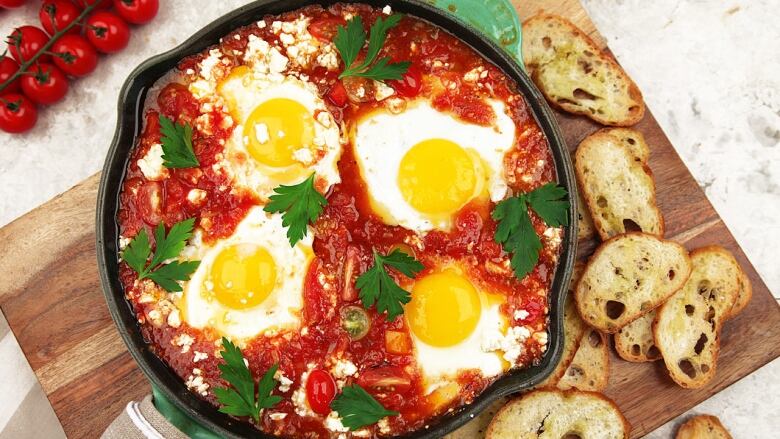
top-left (96, 1), bottom-right (578, 437)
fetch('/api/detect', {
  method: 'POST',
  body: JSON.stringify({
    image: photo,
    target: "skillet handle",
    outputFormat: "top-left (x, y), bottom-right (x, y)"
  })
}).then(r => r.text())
top-left (429, 0), bottom-right (524, 66)
top-left (152, 385), bottom-right (222, 439)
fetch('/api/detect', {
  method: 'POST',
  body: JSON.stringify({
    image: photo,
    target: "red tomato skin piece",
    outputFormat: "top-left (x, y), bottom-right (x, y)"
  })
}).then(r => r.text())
top-left (0, 93), bottom-right (38, 133)
top-left (113, 0), bottom-right (159, 25)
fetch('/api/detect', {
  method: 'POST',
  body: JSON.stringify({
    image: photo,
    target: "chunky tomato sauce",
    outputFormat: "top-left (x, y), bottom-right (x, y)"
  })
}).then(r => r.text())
top-left (117, 3), bottom-right (559, 438)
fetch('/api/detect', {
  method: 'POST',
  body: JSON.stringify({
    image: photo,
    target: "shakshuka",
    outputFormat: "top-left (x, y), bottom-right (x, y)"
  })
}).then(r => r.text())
top-left (116, 3), bottom-right (563, 437)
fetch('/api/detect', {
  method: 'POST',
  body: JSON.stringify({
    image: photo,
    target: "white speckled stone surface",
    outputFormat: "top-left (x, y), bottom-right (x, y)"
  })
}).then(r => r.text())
top-left (0, 0), bottom-right (778, 437)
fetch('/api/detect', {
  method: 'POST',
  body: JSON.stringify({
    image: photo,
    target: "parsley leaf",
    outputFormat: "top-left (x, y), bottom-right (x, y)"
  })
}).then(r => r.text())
top-left (356, 249), bottom-right (424, 321)
top-left (214, 337), bottom-right (281, 421)
top-left (159, 114), bottom-right (199, 169)
top-left (335, 14), bottom-right (410, 81)
top-left (330, 384), bottom-right (398, 430)
top-left (493, 183), bottom-right (569, 280)
top-left (120, 218), bottom-right (200, 292)
top-left (264, 174), bottom-right (328, 247)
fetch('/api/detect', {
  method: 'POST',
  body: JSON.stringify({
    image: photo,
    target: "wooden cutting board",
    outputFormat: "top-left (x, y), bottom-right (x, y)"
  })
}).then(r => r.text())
top-left (0, 1), bottom-right (778, 437)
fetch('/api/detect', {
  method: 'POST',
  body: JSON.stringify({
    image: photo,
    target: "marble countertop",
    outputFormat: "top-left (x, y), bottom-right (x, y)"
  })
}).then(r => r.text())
top-left (0, 0), bottom-right (777, 437)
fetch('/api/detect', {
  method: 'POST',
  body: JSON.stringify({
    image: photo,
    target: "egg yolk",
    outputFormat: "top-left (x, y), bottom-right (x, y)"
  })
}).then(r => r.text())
top-left (210, 244), bottom-right (277, 309)
top-left (397, 139), bottom-right (477, 215)
top-left (407, 269), bottom-right (482, 347)
top-left (243, 97), bottom-right (315, 167)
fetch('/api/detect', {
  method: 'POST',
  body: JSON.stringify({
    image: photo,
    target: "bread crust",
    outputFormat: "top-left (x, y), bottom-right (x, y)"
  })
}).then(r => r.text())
top-left (558, 328), bottom-right (610, 391)
top-left (675, 414), bottom-right (733, 439)
top-left (614, 310), bottom-right (662, 362)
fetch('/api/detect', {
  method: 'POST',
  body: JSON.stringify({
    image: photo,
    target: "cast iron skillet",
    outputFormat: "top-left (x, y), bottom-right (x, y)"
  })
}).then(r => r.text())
top-left (96, 1), bottom-right (578, 437)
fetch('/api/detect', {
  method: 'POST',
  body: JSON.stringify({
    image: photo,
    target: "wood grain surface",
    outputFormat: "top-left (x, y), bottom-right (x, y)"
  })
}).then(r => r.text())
top-left (1, 1), bottom-right (778, 437)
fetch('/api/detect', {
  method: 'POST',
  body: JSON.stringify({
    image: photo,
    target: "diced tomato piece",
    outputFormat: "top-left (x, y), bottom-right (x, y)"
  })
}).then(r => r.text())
top-left (326, 81), bottom-right (349, 107)
top-left (307, 15), bottom-right (346, 42)
top-left (385, 330), bottom-right (412, 355)
top-left (388, 64), bottom-right (423, 98)
top-left (357, 366), bottom-right (412, 391)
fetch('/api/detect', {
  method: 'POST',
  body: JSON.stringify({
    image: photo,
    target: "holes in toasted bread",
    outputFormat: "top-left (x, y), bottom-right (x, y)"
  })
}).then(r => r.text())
top-left (698, 280), bottom-right (711, 296)
top-left (694, 333), bottom-right (708, 355)
top-left (629, 105), bottom-right (641, 113)
top-left (563, 433), bottom-right (582, 439)
top-left (623, 218), bottom-right (642, 232)
top-left (573, 88), bottom-right (600, 101)
top-left (705, 306), bottom-right (716, 325)
top-left (588, 330), bottom-right (602, 348)
top-left (640, 301), bottom-right (652, 311)
top-left (596, 196), bottom-right (608, 208)
top-left (679, 359), bottom-right (697, 379)
top-left (631, 344), bottom-right (641, 356)
top-left (647, 345), bottom-right (661, 360)
top-left (577, 58), bottom-right (593, 74)
top-left (685, 304), bottom-right (695, 316)
top-left (626, 137), bottom-right (636, 145)
top-left (701, 364), bottom-right (710, 374)
top-left (668, 269), bottom-right (676, 280)
top-left (567, 366), bottom-right (583, 377)
top-left (542, 36), bottom-right (552, 49)
top-left (606, 300), bottom-right (625, 320)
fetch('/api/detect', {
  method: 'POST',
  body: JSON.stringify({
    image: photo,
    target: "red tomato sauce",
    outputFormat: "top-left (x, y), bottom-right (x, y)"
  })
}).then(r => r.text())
top-left (116, 3), bottom-right (559, 438)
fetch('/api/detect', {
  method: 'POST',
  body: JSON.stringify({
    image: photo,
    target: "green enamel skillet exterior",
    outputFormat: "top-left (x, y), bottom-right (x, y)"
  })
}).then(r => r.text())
top-left (96, 1), bottom-right (577, 438)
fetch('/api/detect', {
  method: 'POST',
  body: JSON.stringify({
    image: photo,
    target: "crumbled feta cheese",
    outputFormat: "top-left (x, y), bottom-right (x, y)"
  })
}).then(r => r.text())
top-left (257, 20), bottom-right (267, 29)
top-left (119, 236), bottom-right (131, 250)
top-left (481, 325), bottom-right (531, 365)
top-left (382, 5), bottom-right (392, 15)
top-left (136, 143), bottom-right (168, 181)
top-left (173, 334), bottom-right (195, 353)
top-left (374, 80), bottom-right (395, 101)
top-left (377, 418), bottom-right (391, 434)
top-left (292, 147), bottom-right (314, 164)
top-left (167, 309), bottom-right (181, 328)
top-left (316, 111), bottom-right (332, 128)
top-left (185, 369), bottom-right (210, 396)
top-left (186, 189), bottom-right (207, 206)
top-left (325, 411), bottom-right (349, 432)
top-left (200, 49), bottom-right (223, 81)
top-left (279, 32), bottom-right (295, 46)
top-left (514, 309), bottom-right (530, 321)
top-left (269, 412), bottom-right (287, 421)
top-left (193, 351), bottom-right (208, 363)
top-left (331, 359), bottom-right (358, 379)
top-left (543, 227), bottom-right (563, 247)
top-left (268, 48), bottom-right (289, 73)
top-left (315, 44), bottom-right (340, 70)
top-left (271, 21), bottom-right (282, 32)
top-left (274, 370), bottom-right (294, 392)
top-left (463, 66), bottom-right (484, 82)
top-left (254, 123), bottom-right (270, 144)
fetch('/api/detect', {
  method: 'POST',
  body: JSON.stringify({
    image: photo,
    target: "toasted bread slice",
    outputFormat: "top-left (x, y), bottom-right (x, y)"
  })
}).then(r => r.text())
top-left (727, 267), bottom-right (752, 318)
top-left (600, 128), bottom-right (650, 164)
top-left (522, 14), bottom-right (645, 126)
top-left (676, 415), bottom-right (733, 439)
top-left (558, 328), bottom-right (610, 391)
top-left (486, 389), bottom-right (629, 439)
top-left (576, 233), bottom-right (691, 333)
top-left (654, 247), bottom-right (742, 388)
top-left (576, 131), bottom-right (664, 240)
top-left (614, 310), bottom-right (662, 362)
top-left (577, 190), bottom-right (596, 240)
top-left (445, 397), bottom-right (508, 439)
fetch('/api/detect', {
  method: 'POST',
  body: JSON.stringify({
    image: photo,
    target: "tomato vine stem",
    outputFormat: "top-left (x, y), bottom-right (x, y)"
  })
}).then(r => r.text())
top-left (0, 2), bottom-right (100, 94)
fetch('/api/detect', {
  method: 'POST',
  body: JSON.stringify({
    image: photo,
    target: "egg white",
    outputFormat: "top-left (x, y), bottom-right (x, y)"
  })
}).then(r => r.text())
top-left (178, 206), bottom-right (312, 340)
top-left (216, 69), bottom-right (342, 202)
top-left (353, 99), bottom-right (516, 232)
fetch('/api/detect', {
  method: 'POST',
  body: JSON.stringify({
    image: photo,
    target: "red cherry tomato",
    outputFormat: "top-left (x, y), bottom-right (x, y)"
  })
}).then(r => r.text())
top-left (52, 35), bottom-right (98, 77)
top-left (388, 64), bottom-right (423, 98)
top-left (6, 26), bottom-right (51, 64)
top-left (113, 0), bottom-right (158, 25)
top-left (326, 81), bottom-right (348, 107)
top-left (306, 369), bottom-right (337, 415)
top-left (307, 16), bottom-right (346, 42)
top-left (0, 0), bottom-right (28, 9)
top-left (40, 0), bottom-right (82, 36)
top-left (137, 181), bottom-right (163, 225)
top-left (21, 63), bottom-right (69, 105)
top-left (0, 93), bottom-right (37, 133)
top-left (85, 11), bottom-right (131, 53)
top-left (75, 0), bottom-right (110, 9)
top-left (0, 56), bottom-right (21, 93)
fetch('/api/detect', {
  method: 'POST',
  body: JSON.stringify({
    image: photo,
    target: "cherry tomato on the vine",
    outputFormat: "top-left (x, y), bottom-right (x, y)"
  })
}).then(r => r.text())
top-left (387, 64), bottom-right (423, 98)
top-left (305, 369), bottom-right (337, 415)
top-left (85, 11), bottom-right (131, 53)
top-left (6, 26), bottom-right (51, 64)
top-left (113, 0), bottom-right (158, 25)
top-left (0, 0), bottom-right (28, 10)
top-left (0, 56), bottom-right (21, 93)
top-left (75, 0), bottom-right (110, 9)
top-left (40, 0), bottom-right (82, 36)
top-left (21, 63), bottom-right (69, 105)
top-left (52, 34), bottom-right (98, 77)
top-left (0, 93), bottom-right (38, 133)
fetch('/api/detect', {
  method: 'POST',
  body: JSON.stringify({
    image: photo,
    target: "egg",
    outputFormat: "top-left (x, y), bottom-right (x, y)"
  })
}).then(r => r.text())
top-left (403, 262), bottom-right (509, 396)
top-left (353, 100), bottom-right (516, 232)
top-left (216, 65), bottom-right (342, 201)
top-left (179, 206), bottom-right (312, 340)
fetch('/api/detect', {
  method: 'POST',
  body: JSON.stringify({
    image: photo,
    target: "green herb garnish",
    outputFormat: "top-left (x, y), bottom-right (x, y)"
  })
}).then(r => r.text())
top-left (493, 183), bottom-right (569, 280)
top-left (264, 173), bottom-right (328, 247)
top-left (159, 114), bottom-right (199, 168)
top-left (356, 249), bottom-right (423, 321)
top-left (214, 337), bottom-right (281, 421)
top-left (121, 218), bottom-right (200, 292)
top-left (331, 384), bottom-right (398, 430)
top-left (335, 15), bottom-right (410, 81)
